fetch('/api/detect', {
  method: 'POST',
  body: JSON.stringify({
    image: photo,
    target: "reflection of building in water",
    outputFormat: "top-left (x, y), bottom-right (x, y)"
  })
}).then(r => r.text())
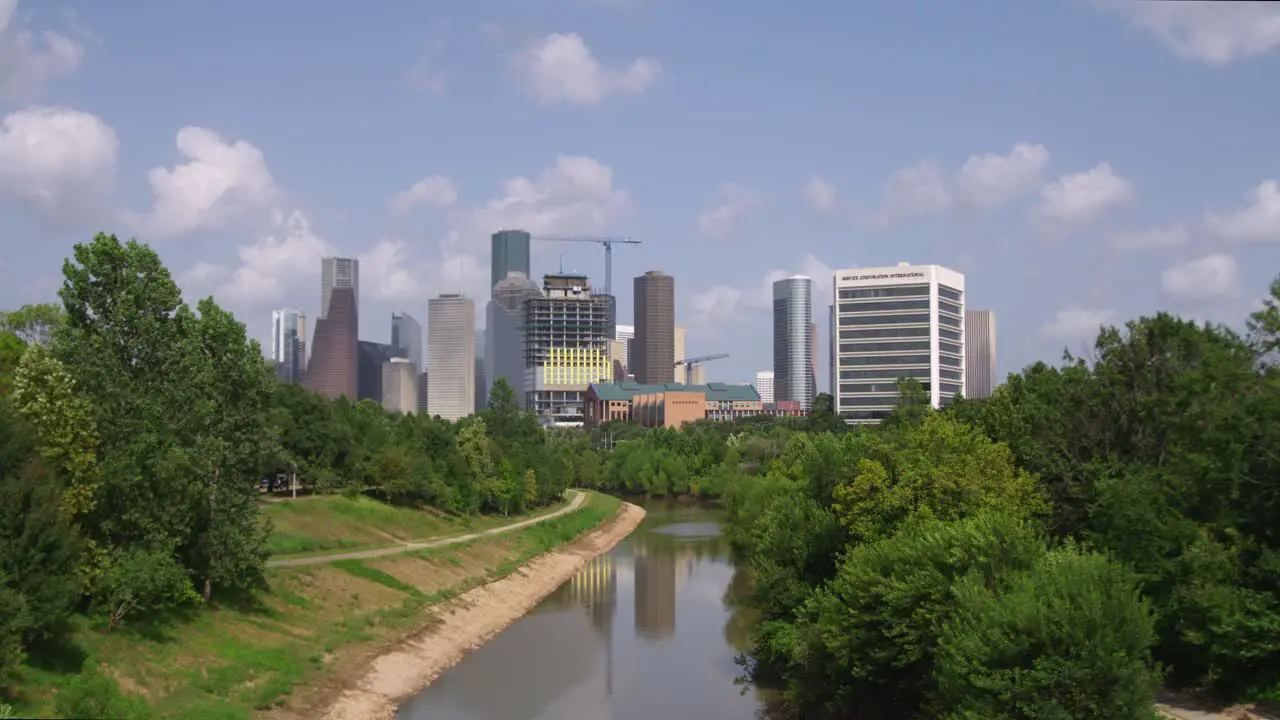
top-left (634, 543), bottom-right (677, 639)
top-left (565, 553), bottom-right (619, 696)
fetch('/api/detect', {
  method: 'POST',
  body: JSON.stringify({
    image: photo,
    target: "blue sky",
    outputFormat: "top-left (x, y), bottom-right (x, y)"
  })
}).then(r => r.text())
top-left (2, 0), bottom-right (1278, 388)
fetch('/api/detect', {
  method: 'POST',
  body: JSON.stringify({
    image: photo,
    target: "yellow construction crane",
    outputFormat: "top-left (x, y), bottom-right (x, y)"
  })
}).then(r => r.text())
top-left (531, 235), bottom-right (641, 296)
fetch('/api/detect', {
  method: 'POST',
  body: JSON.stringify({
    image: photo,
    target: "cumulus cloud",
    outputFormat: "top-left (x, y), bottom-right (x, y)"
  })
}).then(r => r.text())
top-left (128, 126), bottom-right (280, 239)
top-left (510, 32), bottom-right (660, 106)
top-left (688, 254), bottom-right (832, 328)
top-left (872, 142), bottom-right (1050, 223)
top-left (1161, 253), bottom-right (1241, 301)
top-left (1107, 223), bottom-right (1189, 252)
top-left (696, 183), bottom-right (763, 239)
top-left (1032, 162), bottom-right (1134, 230)
top-left (1040, 307), bottom-right (1116, 341)
top-left (389, 175), bottom-right (457, 215)
top-left (0, 105), bottom-right (118, 218)
top-left (1097, 0), bottom-right (1280, 66)
top-left (804, 177), bottom-right (837, 213)
top-left (1205, 179), bottom-right (1280, 243)
top-left (0, 0), bottom-right (87, 101)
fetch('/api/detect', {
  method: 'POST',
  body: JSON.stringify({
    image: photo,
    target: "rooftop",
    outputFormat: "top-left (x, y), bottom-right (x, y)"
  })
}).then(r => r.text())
top-left (589, 381), bottom-right (760, 403)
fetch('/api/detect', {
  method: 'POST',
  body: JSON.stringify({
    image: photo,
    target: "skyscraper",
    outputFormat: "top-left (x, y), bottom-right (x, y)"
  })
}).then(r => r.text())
top-left (491, 230), bottom-right (532, 295)
top-left (616, 324), bottom-right (635, 377)
top-left (673, 326), bottom-right (687, 384)
top-left (357, 341), bottom-right (406, 403)
top-left (633, 271), bottom-right (675, 384)
top-left (427, 294), bottom-right (476, 421)
top-left (831, 263), bottom-right (965, 424)
top-left (381, 357), bottom-right (418, 414)
top-left (964, 309), bottom-right (997, 399)
top-left (486, 271), bottom-right (543, 408)
top-left (306, 287), bottom-right (358, 401)
top-left (524, 273), bottom-right (614, 424)
top-left (271, 307), bottom-right (307, 384)
top-left (755, 370), bottom-right (775, 404)
top-left (773, 276), bottom-right (815, 410)
top-left (320, 257), bottom-right (359, 319)
top-left (391, 312), bottom-right (423, 373)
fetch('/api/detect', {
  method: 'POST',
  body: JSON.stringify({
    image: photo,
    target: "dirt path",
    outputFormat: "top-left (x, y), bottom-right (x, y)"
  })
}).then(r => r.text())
top-left (266, 491), bottom-right (586, 568)
top-left (301, 501), bottom-right (645, 720)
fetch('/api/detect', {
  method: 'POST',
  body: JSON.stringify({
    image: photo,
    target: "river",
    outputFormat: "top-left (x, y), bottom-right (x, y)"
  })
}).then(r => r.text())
top-left (396, 500), bottom-right (771, 720)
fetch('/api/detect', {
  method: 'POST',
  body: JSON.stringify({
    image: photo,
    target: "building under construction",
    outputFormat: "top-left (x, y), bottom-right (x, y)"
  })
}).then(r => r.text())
top-left (523, 273), bottom-right (616, 425)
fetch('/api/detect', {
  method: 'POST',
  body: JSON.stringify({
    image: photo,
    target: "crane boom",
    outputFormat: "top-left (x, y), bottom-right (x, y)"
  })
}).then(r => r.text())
top-left (676, 353), bottom-right (729, 366)
top-left (531, 235), bottom-right (642, 296)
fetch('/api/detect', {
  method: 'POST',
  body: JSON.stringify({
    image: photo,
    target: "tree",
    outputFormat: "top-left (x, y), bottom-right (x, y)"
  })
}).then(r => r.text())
top-left (522, 469), bottom-right (538, 509)
top-left (0, 332), bottom-right (23, 398)
top-left (0, 303), bottom-right (63, 346)
top-left (456, 417), bottom-right (497, 512)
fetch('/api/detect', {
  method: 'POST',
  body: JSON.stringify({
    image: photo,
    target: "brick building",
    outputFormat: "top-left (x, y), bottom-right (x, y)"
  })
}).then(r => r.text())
top-left (584, 382), bottom-right (762, 428)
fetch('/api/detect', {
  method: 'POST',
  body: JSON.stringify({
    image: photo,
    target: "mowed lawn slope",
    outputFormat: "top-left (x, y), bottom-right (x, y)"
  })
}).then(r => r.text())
top-left (261, 494), bottom-right (572, 558)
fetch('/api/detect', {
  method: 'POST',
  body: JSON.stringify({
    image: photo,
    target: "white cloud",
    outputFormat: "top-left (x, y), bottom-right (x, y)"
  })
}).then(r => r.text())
top-left (471, 154), bottom-right (632, 238)
top-left (1099, 0), bottom-right (1280, 66)
top-left (390, 175), bottom-right (458, 214)
top-left (1033, 163), bottom-right (1134, 229)
top-left (130, 126), bottom-right (280, 239)
top-left (359, 239), bottom-right (423, 302)
top-left (1040, 307), bottom-right (1116, 340)
top-left (511, 32), bottom-right (660, 106)
top-left (872, 142), bottom-right (1049, 223)
top-left (1161, 253), bottom-right (1241, 301)
top-left (1205, 180), bottom-right (1280, 243)
top-left (183, 208), bottom-right (332, 309)
top-left (952, 142), bottom-right (1051, 210)
top-left (803, 176), bottom-right (837, 213)
top-left (0, 105), bottom-right (118, 216)
top-left (0, 0), bottom-right (86, 101)
top-left (1107, 223), bottom-right (1189, 251)
top-left (696, 183), bottom-right (763, 238)
top-left (688, 254), bottom-right (832, 328)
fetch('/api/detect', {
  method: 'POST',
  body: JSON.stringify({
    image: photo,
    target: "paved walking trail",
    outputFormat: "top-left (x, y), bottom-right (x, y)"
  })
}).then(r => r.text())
top-left (267, 490), bottom-right (586, 568)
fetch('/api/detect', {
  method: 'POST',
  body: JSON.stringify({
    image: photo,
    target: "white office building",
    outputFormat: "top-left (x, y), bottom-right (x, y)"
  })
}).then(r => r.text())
top-left (381, 357), bottom-right (418, 414)
top-left (427, 293), bottom-right (476, 421)
top-left (754, 370), bottom-right (775, 405)
top-left (831, 263), bottom-right (965, 424)
top-left (964, 309), bottom-right (997, 399)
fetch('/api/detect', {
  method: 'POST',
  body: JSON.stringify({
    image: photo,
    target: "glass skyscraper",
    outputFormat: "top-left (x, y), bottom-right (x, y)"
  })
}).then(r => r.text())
top-left (491, 230), bottom-right (532, 295)
top-left (772, 275), bottom-right (815, 410)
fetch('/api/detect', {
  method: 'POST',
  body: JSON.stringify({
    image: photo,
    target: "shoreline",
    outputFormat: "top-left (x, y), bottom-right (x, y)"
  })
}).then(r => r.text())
top-left (305, 501), bottom-right (647, 720)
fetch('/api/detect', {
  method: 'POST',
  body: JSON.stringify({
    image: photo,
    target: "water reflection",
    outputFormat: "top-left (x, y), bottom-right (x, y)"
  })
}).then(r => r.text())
top-left (397, 500), bottom-right (768, 720)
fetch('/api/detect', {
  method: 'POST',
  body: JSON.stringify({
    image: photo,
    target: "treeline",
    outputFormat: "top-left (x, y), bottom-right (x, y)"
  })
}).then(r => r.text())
top-left (0, 234), bottom-right (582, 694)
top-left (579, 282), bottom-right (1280, 717)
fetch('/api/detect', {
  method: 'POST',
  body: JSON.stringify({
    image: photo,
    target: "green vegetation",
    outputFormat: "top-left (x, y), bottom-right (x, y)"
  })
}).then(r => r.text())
top-left (0, 233), bottom-right (619, 716)
top-left (573, 278), bottom-right (1280, 718)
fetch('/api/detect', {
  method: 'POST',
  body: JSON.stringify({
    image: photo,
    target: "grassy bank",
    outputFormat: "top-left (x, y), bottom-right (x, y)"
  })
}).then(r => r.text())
top-left (261, 494), bottom-right (572, 558)
top-left (9, 492), bottom-right (622, 720)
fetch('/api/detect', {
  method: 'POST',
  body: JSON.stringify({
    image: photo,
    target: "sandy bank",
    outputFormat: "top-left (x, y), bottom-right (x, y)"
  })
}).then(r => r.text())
top-left (312, 501), bottom-right (646, 720)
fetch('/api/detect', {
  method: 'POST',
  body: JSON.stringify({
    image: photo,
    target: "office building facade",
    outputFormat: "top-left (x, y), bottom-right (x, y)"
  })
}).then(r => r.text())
top-left (755, 370), bottom-right (775, 405)
top-left (831, 263), bottom-right (965, 424)
top-left (391, 312), bottom-right (423, 373)
top-left (673, 326), bottom-right (687, 384)
top-left (486, 271), bottom-right (544, 408)
top-left (633, 271), bottom-right (675, 384)
top-left (427, 294), bottom-right (476, 421)
top-left (964, 309), bottom-right (997, 399)
top-left (773, 276), bottom-right (815, 410)
top-left (381, 357), bottom-right (418, 414)
top-left (357, 341), bottom-right (406, 403)
top-left (270, 307), bottom-right (307, 384)
top-left (491, 230), bottom-right (532, 296)
top-left (524, 273), bottom-right (614, 425)
top-left (306, 287), bottom-right (358, 401)
top-left (320, 257), bottom-right (359, 319)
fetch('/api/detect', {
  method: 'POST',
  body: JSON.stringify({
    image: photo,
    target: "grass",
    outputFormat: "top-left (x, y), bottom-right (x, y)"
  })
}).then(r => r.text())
top-left (261, 493), bottom-right (572, 558)
top-left (8, 491), bottom-right (620, 720)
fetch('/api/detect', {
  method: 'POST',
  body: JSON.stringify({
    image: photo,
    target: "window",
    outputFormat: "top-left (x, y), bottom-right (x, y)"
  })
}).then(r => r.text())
top-left (841, 409), bottom-right (893, 421)
top-left (840, 326), bottom-right (930, 340)
top-left (840, 382), bottom-right (904, 394)
top-left (940, 382), bottom-right (963, 395)
top-left (839, 340), bottom-right (931, 354)
top-left (939, 299), bottom-right (962, 315)
top-left (839, 368), bottom-right (930, 380)
top-left (939, 285), bottom-right (962, 303)
top-left (837, 284), bottom-right (929, 299)
top-left (839, 313), bottom-right (931, 326)
top-left (939, 328), bottom-right (962, 341)
top-left (841, 394), bottom-right (901, 406)
top-left (939, 354), bottom-right (961, 367)
top-left (938, 313), bottom-right (961, 328)
top-left (838, 298), bottom-right (931, 313)
top-left (939, 341), bottom-right (962, 355)
top-left (841, 354), bottom-right (931, 367)
top-left (939, 369), bottom-right (962, 381)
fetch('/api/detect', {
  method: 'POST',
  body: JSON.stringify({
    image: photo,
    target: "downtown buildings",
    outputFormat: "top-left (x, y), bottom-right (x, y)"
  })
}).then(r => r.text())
top-left (964, 309), bottom-right (997, 399)
top-left (831, 263), bottom-right (965, 424)
top-left (427, 294), bottom-right (476, 421)
top-left (486, 271), bottom-right (543, 408)
top-left (633, 271), bottom-right (675, 384)
top-left (271, 307), bottom-right (307, 384)
top-left (772, 275), bottom-right (815, 411)
top-left (523, 273), bottom-right (615, 425)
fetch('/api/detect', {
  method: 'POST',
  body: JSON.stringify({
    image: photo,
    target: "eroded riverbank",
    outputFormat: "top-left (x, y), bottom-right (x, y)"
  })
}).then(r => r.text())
top-left (308, 501), bottom-right (646, 720)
